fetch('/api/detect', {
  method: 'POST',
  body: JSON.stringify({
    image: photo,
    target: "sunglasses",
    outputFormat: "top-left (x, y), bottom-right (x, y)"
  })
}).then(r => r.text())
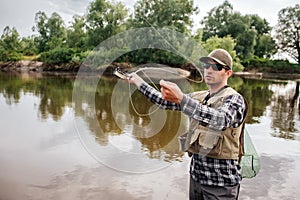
top-left (203, 63), bottom-right (230, 71)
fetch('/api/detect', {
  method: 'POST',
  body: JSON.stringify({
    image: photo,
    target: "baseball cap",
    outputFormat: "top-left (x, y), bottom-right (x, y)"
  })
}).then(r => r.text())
top-left (200, 49), bottom-right (232, 69)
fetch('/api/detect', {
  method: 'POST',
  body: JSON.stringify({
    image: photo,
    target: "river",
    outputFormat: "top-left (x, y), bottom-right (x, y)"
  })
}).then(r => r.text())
top-left (0, 71), bottom-right (299, 200)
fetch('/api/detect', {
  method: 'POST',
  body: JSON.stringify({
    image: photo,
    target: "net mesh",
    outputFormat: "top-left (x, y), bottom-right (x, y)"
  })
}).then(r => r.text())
top-left (240, 129), bottom-right (260, 178)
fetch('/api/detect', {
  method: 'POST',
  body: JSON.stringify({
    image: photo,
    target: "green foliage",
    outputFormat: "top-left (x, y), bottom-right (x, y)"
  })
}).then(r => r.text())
top-left (275, 4), bottom-right (300, 64)
top-left (32, 11), bottom-right (48, 52)
top-left (66, 15), bottom-right (88, 51)
top-left (81, 48), bottom-right (129, 68)
top-left (0, 26), bottom-right (20, 51)
top-left (71, 51), bottom-right (90, 63)
top-left (192, 29), bottom-right (203, 44)
top-left (38, 47), bottom-right (74, 64)
top-left (242, 56), bottom-right (300, 73)
top-left (0, 26), bottom-right (22, 61)
top-left (117, 49), bottom-right (187, 65)
top-left (235, 28), bottom-right (256, 59)
top-left (201, 0), bottom-right (234, 39)
top-left (121, 0), bottom-right (198, 65)
top-left (19, 36), bottom-right (38, 56)
top-left (33, 11), bottom-right (67, 52)
top-left (0, 50), bottom-right (22, 61)
top-left (255, 34), bottom-right (277, 58)
top-left (129, 0), bottom-right (198, 34)
top-left (0, 0), bottom-right (295, 73)
top-left (203, 35), bottom-right (235, 54)
top-left (201, 0), bottom-right (275, 59)
top-left (85, 0), bottom-right (128, 48)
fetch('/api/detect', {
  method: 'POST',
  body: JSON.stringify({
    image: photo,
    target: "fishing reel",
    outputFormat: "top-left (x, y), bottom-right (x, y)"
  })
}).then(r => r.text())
top-left (113, 67), bottom-right (129, 79)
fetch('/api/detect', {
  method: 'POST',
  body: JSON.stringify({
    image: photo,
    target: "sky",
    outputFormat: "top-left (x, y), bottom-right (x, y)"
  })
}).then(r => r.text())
top-left (0, 0), bottom-right (299, 37)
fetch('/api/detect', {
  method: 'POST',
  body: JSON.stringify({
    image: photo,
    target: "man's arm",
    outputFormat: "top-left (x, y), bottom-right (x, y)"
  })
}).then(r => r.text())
top-left (127, 74), bottom-right (246, 130)
top-left (180, 93), bottom-right (246, 131)
top-left (127, 73), bottom-right (181, 110)
top-left (153, 80), bottom-right (246, 130)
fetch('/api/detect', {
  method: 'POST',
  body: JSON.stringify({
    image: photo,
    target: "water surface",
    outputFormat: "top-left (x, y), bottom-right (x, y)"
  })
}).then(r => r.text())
top-left (0, 71), bottom-right (299, 199)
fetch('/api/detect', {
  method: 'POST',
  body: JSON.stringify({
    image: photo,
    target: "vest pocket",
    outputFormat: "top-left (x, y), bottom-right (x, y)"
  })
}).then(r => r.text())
top-left (208, 134), bottom-right (224, 156)
top-left (198, 129), bottom-right (221, 150)
top-left (178, 127), bottom-right (224, 156)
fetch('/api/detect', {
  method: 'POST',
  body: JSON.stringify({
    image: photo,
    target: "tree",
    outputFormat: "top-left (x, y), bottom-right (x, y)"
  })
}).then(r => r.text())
top-left (235, 27), bottom-right (257, 59)
top-left (46, 12), bottom-right (66, 49)
top-left (201, 0), bottom-right (276, 60)
top-left (32, 11), bottom-right (48, 52)
top-left (121, 0), bottom-right (198, 64)
top-left (201, 0), bottom-right (233, 40)
top-left (248, 14), bottom-right (277, 58)
top-left (248, 14), bottom-right (271, 35)
top-left (19, 36), bottom-right (38, 56)
top-left (275, 4), bottom-right (300, 64)
top-left (85, 0), bottom-right (128, 48)
top-left (192, 28), bottom-right (203, 44)
top-left (255, 34), bottom-right (277, 58)
top-left (66, 15), bottom-right (88, 51)
top-left (0, 26), bottom-right (22, 61)
top-left (129, 0), bottom-right (198, 34)
top-left (201, 1), bottom-right (256, 59)
top-left (32, 11), bottom-right (67, 53)
top-left (0, 26), bottom-right (20, 51)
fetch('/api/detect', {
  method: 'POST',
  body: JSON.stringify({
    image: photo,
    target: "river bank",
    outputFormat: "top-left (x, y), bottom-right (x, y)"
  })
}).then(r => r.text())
top-left (1, 60), bottom-right (299, 80)
top-left (0, 60), bottom-right (82, 72)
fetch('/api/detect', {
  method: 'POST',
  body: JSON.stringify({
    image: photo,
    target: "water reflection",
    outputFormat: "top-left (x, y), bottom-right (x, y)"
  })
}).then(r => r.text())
top-left (93, 78), bottom-right (189, 162)
top-left (0, 71), bottom-right (299, 159)
top-left (0, 72), bottom-right (74, 121)
top-left (268, 81), bottom-right (300, 140)
top-left (235, 78), bottom-right (274, 124)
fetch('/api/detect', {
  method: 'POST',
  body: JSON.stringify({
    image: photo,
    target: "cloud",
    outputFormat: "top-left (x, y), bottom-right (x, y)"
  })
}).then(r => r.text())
top-left (0, 0), bottom-right (299, 37)
top-left (47, 0), bottom-right (92, 15)
top-left (0, 0), bottom-right (48, 36)
top-left (0, 0), bottom-right (92, 36)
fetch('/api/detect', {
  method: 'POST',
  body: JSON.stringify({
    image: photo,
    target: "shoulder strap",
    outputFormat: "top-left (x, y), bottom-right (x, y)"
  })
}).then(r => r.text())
top-left (206, 86), bottom-right (237, 106)
top-left (238, 96), bottom-right (248, 163)
top-left (190, 90), bottom-right (209, 102)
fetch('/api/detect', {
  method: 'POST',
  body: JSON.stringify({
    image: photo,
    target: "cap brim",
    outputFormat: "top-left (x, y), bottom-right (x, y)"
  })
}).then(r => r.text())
top-left (200, 56), bottom-right (228, 67)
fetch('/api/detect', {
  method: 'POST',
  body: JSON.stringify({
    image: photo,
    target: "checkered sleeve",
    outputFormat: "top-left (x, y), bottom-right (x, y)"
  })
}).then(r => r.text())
top-left (139, 83), bottom-right (246, 131)
top-left (139, 82), bottom-right (181, 110)
top-left (180, 93), bottom-right (246, 131)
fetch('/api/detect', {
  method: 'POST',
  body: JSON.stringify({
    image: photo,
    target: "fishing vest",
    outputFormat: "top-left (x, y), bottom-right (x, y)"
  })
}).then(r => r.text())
top-left (178, 87), bottom-right (246, 160)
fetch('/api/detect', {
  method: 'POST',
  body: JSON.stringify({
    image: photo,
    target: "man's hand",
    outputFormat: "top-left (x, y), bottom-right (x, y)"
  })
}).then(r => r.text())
top-left (126, 73), bottom-right (145, 88)
top-left (160, 80), bottom-right (183, 104)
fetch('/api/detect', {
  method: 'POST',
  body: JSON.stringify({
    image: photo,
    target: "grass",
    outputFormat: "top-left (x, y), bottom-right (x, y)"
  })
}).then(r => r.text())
top-left (21, 55), bottom-right (39, 61)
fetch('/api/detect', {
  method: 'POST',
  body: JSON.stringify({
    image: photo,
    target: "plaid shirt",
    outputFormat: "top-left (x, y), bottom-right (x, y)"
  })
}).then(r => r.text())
top-left (139, 82), bottom-right (246, 186)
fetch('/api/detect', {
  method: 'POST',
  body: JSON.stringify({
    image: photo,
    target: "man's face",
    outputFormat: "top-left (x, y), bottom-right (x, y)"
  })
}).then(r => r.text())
top-left (204, 61), bottom-right (231, 87)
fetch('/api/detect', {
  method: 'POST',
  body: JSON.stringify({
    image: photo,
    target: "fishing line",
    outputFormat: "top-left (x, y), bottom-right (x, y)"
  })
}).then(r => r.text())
top-left (128, 68), bottom-right (160, 117)
top-left (134, 10), bottom-right (204, 83)
top-left (117, 8), bottom-right (205, 117)
top-left (128, 67), bottom-right (201, 117)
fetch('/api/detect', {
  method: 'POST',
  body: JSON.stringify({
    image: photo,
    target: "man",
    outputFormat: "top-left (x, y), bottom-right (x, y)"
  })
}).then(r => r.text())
top-left (127, 49), bottom-right (247, 199)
